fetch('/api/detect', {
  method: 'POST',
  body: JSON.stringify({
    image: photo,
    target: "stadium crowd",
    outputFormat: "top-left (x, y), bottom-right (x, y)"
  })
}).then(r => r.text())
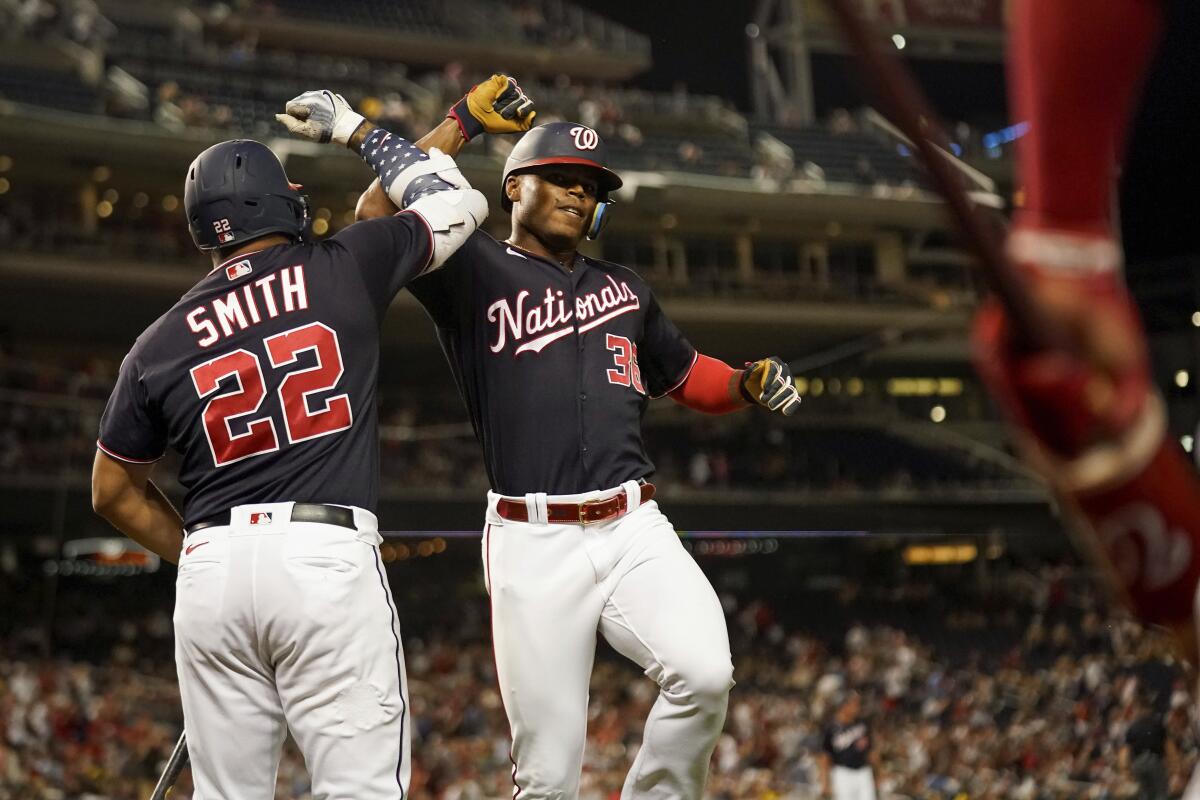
top-left (1, 564), bottom-right (1195, 799)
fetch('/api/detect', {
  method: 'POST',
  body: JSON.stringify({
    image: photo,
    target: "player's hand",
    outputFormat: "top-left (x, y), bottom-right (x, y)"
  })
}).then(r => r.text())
top-left (275, 90), bottom-right (367, 147)
top-left (740, 357), bottom-right (801, 416)
top-left (448, 74), bottom-right (537, 141)
top-left (973, 272), bottom-right (1153, 463)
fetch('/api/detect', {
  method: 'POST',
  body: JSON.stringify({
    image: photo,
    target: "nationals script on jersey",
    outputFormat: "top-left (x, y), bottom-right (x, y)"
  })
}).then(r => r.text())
top-left (97, 214), bottom-right (432, 525)
top-left (410, 233), bottom-right (697, 496)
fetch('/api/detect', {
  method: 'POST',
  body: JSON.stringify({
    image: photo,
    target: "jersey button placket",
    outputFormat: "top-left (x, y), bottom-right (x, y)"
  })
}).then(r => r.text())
top-left (570, 279), bottom-right (591, 464)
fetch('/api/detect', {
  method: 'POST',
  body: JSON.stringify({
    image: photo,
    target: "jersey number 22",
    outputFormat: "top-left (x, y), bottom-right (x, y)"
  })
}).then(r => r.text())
top-left (190, 322), bottom-right (352, 467)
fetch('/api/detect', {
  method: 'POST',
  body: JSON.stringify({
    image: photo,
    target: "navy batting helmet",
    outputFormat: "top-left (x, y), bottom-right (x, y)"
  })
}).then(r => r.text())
top-left (501, 122), bottom-right (623, 239)
top-left (184, 139), bottom-right (308, 251)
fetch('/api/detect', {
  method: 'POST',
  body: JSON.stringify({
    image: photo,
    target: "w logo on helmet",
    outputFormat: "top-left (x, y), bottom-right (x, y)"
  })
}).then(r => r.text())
top-left (569, 126), bottom-right (599, 151)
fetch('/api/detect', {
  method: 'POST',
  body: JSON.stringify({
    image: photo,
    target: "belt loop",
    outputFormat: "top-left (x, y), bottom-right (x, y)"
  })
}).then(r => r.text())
top-left (621, 480), bottom-right (641, 511)
top-left (524, 493), bottom-right (549, 525)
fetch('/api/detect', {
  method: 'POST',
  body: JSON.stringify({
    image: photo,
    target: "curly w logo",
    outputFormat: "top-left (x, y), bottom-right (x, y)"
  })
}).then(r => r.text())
top-left (569, 126), bottom-right (599, 150)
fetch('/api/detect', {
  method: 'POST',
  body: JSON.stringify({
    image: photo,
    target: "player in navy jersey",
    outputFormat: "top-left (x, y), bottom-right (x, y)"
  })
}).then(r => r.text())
top-left (89, 83), bottom-right (517, 797)
top-left (820, 693), bottom-right (878, 800)
top-left (310, 84), bottom-right (801, 798)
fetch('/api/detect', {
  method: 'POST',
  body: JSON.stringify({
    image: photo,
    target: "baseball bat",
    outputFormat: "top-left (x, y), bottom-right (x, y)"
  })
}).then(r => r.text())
top-left (149, 731), bottom-right (189, 800)
top-left (786, 327), bottom-right (904, 375)
top-left (818, 0), bottom-right (1063, 351)
top-left (817, 0), bottom-right (1185, 648)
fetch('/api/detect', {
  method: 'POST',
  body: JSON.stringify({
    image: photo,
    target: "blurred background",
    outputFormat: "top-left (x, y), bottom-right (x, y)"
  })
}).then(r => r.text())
top-left (2, 0), bottom-right (1200, 797)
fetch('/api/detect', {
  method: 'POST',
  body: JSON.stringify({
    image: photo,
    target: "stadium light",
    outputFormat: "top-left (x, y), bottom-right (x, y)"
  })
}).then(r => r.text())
top-left (930, 405), bottom-right (946, 423)
top-left (892, 34), bottom-right (906, 50)
top-left (1193, 311), bottom-right (1200, 328)
top-left (1183, 435), bottom-right (1195, 453)
top-left (1176, 370), bottom-right (1190, 389)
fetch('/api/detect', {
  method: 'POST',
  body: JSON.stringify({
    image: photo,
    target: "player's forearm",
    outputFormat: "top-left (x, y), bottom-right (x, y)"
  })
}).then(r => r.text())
top-left (356, 179), bottom-right (396, 221)
top-left (354, 118), bottom-right (467, 221)
top-left (416, 118), bottom-right (468, 158)
top-left (668, 354), bottom-right (749, 415)
top-left (95, 481), bottom-right (184, 565)
top-left (347, 117), bottom-right (464, 155)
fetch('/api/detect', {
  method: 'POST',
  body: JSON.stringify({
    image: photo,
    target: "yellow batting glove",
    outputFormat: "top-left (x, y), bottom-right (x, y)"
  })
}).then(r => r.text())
top-left (448, 74), bottom-right (537, 140)
top-left (740, 357), bottom-right (802, 416)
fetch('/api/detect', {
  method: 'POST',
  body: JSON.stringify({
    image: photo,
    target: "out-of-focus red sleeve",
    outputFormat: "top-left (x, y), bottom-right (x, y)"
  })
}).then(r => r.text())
top-left (667, 353), bottom-right (749, 414)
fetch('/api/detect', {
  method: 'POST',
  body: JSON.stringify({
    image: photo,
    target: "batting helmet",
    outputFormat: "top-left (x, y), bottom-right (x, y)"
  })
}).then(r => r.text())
top-left (501, 122), bottom-right (623, 239)
top-left (184, 139), bottom-right (308, 251)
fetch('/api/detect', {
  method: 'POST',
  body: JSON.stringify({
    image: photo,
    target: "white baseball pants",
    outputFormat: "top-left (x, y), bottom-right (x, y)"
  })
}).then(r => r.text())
top-left (832, 765), bottom-right (877, 800)
top-left (483, 482), bottom-right (734, 799)
top-left (173, 502), bottom-right (410, 800)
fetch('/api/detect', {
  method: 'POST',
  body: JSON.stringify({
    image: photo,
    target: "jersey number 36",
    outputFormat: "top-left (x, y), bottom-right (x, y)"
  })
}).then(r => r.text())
top-left (189, 322), bottom-right (352, 467)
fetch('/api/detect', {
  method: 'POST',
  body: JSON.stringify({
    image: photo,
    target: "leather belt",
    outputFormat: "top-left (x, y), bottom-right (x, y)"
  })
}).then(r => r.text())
top-left (495, 483), bottom-right (656, 526)
top-left (184, 503), bottom-right (356, 536)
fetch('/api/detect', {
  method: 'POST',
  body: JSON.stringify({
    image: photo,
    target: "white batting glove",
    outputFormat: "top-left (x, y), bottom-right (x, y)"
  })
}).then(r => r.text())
top-left (275, 90), bottom-right (366, 147)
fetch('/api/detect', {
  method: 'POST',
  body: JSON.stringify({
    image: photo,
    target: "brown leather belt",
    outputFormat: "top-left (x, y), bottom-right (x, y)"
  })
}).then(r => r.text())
top-left (496, 483), bottom-right (656, 525)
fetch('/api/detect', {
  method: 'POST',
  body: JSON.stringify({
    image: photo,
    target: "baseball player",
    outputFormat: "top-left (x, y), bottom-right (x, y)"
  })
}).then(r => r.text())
top-left (291, 83), bottom-right (802, 798)
top-left (90, 97), bottom-right (488, 797)
top-left (972, 0), bottom-right (1200, 664)
top-left (819, 693), bottom-right (877, 800)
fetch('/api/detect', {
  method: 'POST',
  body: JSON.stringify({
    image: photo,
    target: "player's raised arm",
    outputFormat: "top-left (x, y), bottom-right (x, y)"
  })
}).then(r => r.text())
top-left (354, 75), bottom-right (537, 222)
top-left (277, 89), bottom-right (487, 273)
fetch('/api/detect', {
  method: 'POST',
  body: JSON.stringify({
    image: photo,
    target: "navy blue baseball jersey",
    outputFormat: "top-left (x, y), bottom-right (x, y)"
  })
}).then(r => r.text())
top-left (409, 233), bottom-right (697, 495)
top-left (823, 718), bottom-right (872, 769)
top-left (97, 214), bottom-right (432, 525)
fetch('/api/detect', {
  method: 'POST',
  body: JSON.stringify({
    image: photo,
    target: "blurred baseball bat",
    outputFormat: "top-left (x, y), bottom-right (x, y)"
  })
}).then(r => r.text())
top-left (787, 326), bottom-right (904, 374)
top-left (149, 731), bottom-right (188, 800)
top-left (819, 1), bottom-right (1185, 647)
top-left (818, 0), bottom-right (1061, 351)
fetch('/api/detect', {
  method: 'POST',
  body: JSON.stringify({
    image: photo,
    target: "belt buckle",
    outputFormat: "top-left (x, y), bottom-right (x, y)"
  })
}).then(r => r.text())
top-left (578, 498), bottom-right (606, 526)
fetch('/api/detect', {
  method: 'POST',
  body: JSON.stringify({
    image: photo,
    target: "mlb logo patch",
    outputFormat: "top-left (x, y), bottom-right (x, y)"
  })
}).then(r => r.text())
top-left (249, 512), bottom-right (273, 526)
top-left (219, 231), bottom-right (236, 245)
top-left (226, 260), bottom-right (252, 280)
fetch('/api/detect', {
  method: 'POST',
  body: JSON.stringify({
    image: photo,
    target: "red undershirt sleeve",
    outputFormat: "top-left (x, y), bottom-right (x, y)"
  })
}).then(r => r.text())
top-left (668, 353), bottom-right (749, 414)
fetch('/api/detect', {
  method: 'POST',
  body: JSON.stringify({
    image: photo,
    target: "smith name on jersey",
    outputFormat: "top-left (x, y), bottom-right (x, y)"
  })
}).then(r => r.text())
top-left (97, 214), bottom-right (432, 525)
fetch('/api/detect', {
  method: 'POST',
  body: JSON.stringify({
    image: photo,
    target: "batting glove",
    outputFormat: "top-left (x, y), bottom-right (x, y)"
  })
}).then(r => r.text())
top-left (448, 74), bottom-right (537, 141)
top-left (740, 357), bottom-right (801, 416)
top-left (276, 90), bottom-right (366, 147)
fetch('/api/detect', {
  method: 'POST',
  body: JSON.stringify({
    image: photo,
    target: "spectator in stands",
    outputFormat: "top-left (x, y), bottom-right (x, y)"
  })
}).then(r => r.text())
top-left (5, 0), bottom-right (58, 40)
top-left (62, 0), bottom-right (113, 48)
top-left (677, 140), bottom-right (704, 167)
top-left (1121, 692), bottom-right (1173, 800)
top-left (378, 92), bottom-right (416, 140)
top-left (152, 81), bottom-right (185, 128)
top-left (829, 108), bottom-right (858, 136)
